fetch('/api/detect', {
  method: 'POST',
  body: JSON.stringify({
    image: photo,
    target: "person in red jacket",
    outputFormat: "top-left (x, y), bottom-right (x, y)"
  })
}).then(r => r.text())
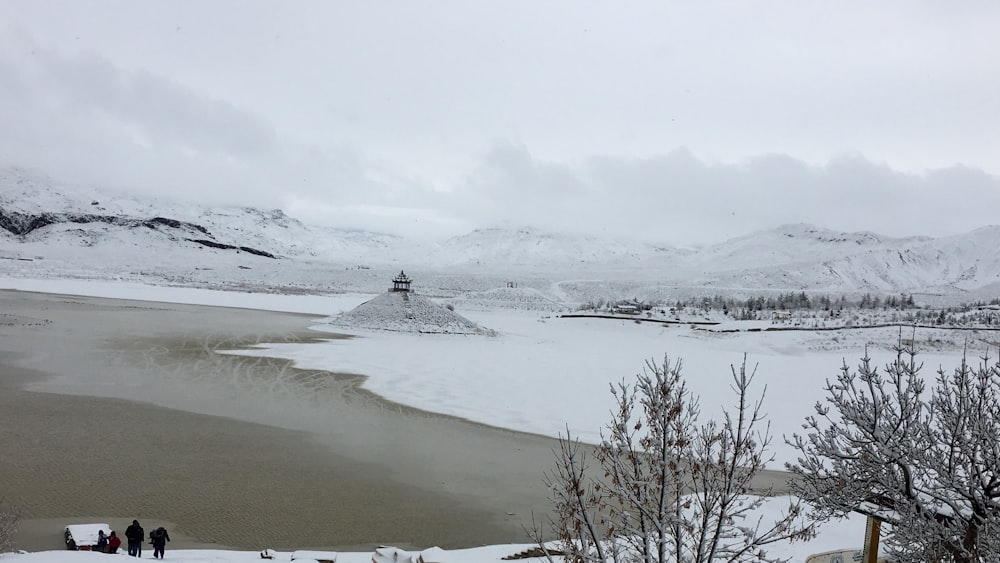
top-left (106, 531), bottom-right (122, 554)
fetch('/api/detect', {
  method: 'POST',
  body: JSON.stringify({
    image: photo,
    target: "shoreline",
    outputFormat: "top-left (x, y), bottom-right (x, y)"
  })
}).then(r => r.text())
top-left (0, 288), bottom-right (796, 554)
top-left (0, 289), bottom-right (561, 552)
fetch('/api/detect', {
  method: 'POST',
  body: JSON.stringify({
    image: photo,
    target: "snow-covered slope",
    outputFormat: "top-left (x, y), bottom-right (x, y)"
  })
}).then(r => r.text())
top-left (686, 223), bottom-right (926, 272)
top-left (3, 167), bottom-right (1000, 302)
top-left (447, 286), bottom-right (566, 312)
top-left (681, 224), bottom-right (1000, 295)
top-left (428, 227), bottom-right (685, 270)
top-left (0, 167), bottom-right (410, 265)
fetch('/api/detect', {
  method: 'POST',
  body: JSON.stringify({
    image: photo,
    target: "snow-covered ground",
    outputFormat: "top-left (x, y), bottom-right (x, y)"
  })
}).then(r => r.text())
top-left (0, 276), bottom-right (962, 560)
top-left (0, 502), bottom-right (871, 562)
top-left (238, 298), bottom-right (965, 470)
top-left (0, 501), bottom-right (870, 562)
top-left (0, 501), bottom-right (867, 563)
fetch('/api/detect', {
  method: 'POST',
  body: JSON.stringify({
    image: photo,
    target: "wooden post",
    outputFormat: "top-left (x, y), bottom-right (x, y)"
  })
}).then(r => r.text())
top-left (861, 516), bottom-right (881, 563)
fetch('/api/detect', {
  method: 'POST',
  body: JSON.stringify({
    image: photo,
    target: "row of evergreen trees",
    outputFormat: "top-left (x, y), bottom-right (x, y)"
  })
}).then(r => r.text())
top-left (674, 292), bottom-right (918, 314)
top-left (581, 292), bottom-right (1000, 327)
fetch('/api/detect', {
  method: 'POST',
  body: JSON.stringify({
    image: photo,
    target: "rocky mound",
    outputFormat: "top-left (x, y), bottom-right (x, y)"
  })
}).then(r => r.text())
top-left (329, 292), bottom-right (496, 335)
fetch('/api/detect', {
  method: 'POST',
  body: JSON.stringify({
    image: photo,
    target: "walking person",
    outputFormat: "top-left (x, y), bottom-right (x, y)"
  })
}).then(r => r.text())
top-left (150, 526), bottom-right (170, 559)
top-left (107, 530), bottom-right (122, 554)
top-left (124, 520), bottom-right (144, 557)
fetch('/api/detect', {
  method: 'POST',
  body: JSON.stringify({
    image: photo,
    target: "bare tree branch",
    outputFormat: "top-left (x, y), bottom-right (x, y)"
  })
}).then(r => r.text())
top-left (787, 345), bottom-right (1000, 562)
top-left (542, 355), bottom-right (813, 563)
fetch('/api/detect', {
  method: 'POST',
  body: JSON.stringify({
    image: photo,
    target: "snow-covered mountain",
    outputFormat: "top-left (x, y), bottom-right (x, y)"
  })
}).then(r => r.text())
top-left (428, 227), bottom-right (686, 269)
top-left (676, 224), bottom-right (1000, 295)
top-left (2, 167), bottom-right (999, 303)
top-left (0, 167), bottom-right (413, 263)
top-left (687, 222), bottom-right (927, 272)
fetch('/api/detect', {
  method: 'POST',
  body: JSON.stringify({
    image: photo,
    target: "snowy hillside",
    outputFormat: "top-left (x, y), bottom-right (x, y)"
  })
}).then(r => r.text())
top-left (683, 225), bottom-right (1000, 295)
top-left (428, 227), bottom-right (685, 270)
top-left (685, 223), bottom-right (925, 272)
top-left (0, 167), bottom-right (410, 265)
top-left (447, 286), bottom-right (566, 312)
top-left (2, 167), bottom-right (1000, 302)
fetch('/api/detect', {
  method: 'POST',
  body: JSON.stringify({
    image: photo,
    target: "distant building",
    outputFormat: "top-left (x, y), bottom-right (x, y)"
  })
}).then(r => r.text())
top-left (390, 270), bottom-right (413, 293)
top-left (613, 298), bottom-right (643, 315)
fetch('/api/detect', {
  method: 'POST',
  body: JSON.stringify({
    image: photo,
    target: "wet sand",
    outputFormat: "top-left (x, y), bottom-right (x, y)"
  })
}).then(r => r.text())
top-left (0, 289), bottom-right (795, 554)
top-left (0, 289), bottom-right (561, 552)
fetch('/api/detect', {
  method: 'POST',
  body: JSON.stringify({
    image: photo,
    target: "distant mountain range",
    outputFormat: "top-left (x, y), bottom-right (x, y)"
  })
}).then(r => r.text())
top-left (2, 167), bottom-right (999, 303)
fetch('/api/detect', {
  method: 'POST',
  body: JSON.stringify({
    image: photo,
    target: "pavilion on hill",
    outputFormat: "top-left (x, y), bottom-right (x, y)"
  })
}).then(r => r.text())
top-left (390, 270), bottom-right (412, 293)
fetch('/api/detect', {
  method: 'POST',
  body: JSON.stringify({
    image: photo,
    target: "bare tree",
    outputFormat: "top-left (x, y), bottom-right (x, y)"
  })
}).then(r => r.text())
top-left (786, 345), bottom-right (1000, 562)
top-left (0, 497), bottom-right (21, 552)
top-left (536, 355), bottom-right (813, 563)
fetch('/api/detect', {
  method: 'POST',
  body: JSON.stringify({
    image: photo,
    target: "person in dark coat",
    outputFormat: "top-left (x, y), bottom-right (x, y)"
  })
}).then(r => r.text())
top-left (150, 526), bottom-right (170, 559)
top-left (107, 530), bottom-right (122, 554)
top-left (124, 520), bottom-right (144, 557)
top-left (95, 530), bottom-right (108, 553)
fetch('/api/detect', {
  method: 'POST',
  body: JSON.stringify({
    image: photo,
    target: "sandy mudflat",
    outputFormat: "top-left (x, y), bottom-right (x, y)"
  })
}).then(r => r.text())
top-left (0, 289), bottom-right (561, 553)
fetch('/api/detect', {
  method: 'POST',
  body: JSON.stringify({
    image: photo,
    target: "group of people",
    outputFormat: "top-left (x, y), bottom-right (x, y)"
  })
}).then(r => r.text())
top-left (95, 520), bottom-right (170, 558)
top-left (93, 530), bottom-right (121, 554)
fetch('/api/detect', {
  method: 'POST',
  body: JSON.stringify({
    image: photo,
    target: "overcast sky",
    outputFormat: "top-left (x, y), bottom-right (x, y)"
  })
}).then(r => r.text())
top-left (2, 1), bottom-right (999, 246)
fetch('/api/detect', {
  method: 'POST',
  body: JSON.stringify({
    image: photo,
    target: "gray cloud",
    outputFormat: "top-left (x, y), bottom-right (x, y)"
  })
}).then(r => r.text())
top-left (1, 2), bottom-right (998, 245)
top-left (0, 40), bottom-right (387, 211)
top-left (450, 147), bottom-right (1000, 246)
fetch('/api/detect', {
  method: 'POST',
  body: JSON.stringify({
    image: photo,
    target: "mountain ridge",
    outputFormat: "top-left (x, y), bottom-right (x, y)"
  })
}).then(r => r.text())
top-left (2, 167), bottom-right (998, 301)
